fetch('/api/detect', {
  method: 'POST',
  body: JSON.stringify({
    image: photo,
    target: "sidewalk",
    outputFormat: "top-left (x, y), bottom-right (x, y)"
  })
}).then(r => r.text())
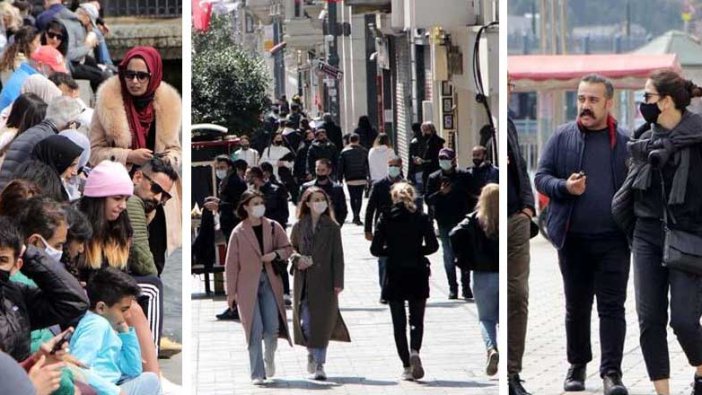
top-left (191, 201), bottom-right (498, 394)
top-left (521, 236), bottom-right (695, 395)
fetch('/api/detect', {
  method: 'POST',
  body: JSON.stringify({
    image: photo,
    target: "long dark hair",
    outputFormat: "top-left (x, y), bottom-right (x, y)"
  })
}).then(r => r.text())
top-left (0, 25), bottom-right (38, 72)
top-left (296, 186), bottom-right (337, 224)
top-left (6, 92), bottom-right (46, 131)
top-left (649, 69), bottom-right (702, 110)
top-left (357, 115), bottom-right (372, 130)
top-left (40, 19), bottom-right (69, 56)
top-left (78, 196), bottom-right (133, 270)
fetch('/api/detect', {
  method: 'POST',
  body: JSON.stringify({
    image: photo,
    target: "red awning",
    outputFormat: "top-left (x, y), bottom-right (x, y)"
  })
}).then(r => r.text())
top-left (508, 54), bottom-right (682, 90)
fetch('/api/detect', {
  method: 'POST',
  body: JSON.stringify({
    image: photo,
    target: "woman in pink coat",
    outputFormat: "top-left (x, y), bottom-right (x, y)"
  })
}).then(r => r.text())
top-left (225, 190), bottom-right (294, 385)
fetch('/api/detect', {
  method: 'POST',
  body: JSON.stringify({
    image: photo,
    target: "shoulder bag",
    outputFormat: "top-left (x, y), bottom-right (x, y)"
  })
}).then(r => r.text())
top-left (660, 170), bottom-right (702, 276)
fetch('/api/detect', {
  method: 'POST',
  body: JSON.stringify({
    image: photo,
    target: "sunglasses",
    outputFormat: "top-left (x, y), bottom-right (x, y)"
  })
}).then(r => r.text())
top-left (122, 70), bottom-right (151, 82)
top-left (643, 92), bottom-right (660, 102)
top-left (46, 32), bottom-right (63, 40)
top-left (142, 173), bottom-right (172, 203)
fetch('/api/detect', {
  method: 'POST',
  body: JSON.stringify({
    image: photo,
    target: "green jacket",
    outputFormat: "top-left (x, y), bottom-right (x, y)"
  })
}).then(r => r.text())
top-left (126, 196), bottom-right (157, 276)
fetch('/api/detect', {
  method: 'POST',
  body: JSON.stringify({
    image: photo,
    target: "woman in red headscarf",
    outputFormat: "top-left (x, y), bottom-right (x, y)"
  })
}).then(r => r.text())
top-left (88, 46), bottom-right (182, 373)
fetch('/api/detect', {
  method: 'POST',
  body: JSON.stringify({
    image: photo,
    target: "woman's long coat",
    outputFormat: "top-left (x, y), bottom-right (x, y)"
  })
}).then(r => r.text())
top-left (225, 218), bottom-right (293, 345)
top-left (290, 215), bottom-right (351, 348)
top-left (89, 76), bottom-right (182, 253)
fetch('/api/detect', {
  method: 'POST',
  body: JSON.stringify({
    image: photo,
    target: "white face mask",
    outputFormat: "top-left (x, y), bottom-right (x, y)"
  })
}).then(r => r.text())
top-left (250, 204), bottom-right (266, 218)
top-left (388, 166), bottom-right (401, 178)
top-left (39, 235), bottom-right (63, 262)
top-left (215, 169), bottom-right (227, 179)
top-left (439, 160), bottom-right (453, 171)
top-left (310, 201), bottom-right (328, 214)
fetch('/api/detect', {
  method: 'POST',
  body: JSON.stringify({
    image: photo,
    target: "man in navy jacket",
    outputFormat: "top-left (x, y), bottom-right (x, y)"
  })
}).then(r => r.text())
top-left (535, 74), bottom-right (630, 395)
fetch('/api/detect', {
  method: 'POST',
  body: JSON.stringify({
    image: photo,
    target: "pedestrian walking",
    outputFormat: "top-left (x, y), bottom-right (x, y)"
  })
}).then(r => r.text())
top-left (224, 190), bottom-right (293, 385)
top-left (368, 133), bottom-right (396, 183)
top-left (300, 158), bottom-right (348, 226)
top-left (353, 115), bottom-right (378, 150)
top-left (260, 132), bottom-right (293, 181)
top-left (337, 133), bottom-right (369, 225)
top-left (370, 182), bottom-right (438, 381)
top-left (535, 74), bottom-right (630, 395)
top-left (290, 186), bottom-right (351, 380)
top-left (451, 183), bottom-right (499, 377)
top-left (614, 69), bottom-right (702, 395)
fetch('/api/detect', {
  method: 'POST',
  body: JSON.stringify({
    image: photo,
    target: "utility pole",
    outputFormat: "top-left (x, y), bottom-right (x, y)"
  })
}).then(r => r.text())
top-left (272, 1), bottom-right (285, 100)
top-left (326, 0), bottom-right (340, 124)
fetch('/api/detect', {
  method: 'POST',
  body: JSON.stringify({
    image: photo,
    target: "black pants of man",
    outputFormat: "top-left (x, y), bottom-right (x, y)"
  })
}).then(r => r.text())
top-left (133, 274), bottom-right (164, 349)
top-left (148, 205), bottom-right (167, 275)
top-left (633, 222), bottom-right (702, 381)
top-left (389, 298), bottom-right (427, 367)
top-left (347, 185), bottom-right (365, 221)
top-left (557, 235), bottom-right (630, 377)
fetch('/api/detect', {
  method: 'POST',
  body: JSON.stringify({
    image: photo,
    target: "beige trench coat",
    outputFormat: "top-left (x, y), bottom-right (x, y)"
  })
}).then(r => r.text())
top-left (89, 76), bottom-right (182, 254)
top-left (290, 215), bottom-right (351, 348)
top-left (225, 218), bottom-right (293, 346)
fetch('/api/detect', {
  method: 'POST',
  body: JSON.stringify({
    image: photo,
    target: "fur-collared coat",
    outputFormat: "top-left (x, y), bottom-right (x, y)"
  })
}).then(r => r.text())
top-left (89, 76), bottom-right (182, 253)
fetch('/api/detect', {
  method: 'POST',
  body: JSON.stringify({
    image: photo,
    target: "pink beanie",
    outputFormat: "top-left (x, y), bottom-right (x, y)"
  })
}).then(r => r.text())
top-left (83, 160), bottom-right (134, 198)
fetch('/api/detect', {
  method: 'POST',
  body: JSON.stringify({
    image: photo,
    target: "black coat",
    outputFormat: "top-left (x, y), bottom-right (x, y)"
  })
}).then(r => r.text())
top-left (408, 133), bottom-right (445, 187)
top-left (364, 176), bottom-right (404, 234)
top-left (0, 120), bottom-right (57, 191)
top-left (300, 179), bottom-right (348, 226)
top-left (450, 212), bottom-right (498, 272)
top-left (319, 121), bottom-right (344, 151)
top-left (425, 168), bottom-right (478, 227)
top-left (219, 173), bottom-right (247, 239)
top-left (306, 140), bottom-right (338, 176)
top-left (261, 181), bottom-right (289, 228)
top-left (353, 127), bottom-right (377, 150)
top-left (0, 246), bottom-right (89, 361)
top-left (337, 145), bottom-right (369, 182)
top-left (370, 204), bottom-right (439, 300)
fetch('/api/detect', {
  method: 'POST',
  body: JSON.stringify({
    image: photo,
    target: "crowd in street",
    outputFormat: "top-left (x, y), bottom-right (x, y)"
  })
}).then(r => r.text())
top-left (508, 71), bottom-right (702, 395)
top-left (196, 94), bottom-right (500, 385)
top-left (0, 1), bottom-right (182, 395)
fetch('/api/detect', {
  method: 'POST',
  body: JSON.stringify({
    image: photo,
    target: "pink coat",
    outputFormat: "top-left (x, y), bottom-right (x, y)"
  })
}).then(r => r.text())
top-left (225, 218), bottom-right (294, 346)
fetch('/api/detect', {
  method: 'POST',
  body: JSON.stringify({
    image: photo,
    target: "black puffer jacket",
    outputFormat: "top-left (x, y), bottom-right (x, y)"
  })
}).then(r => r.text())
top-left (337, 145), bottom-right (369, 182)
top-left (370, 204), bottom-right (439, 301)
top-left (0, 245), bottom-right (89, 361)
top-left (450, 212), bottom-right (498, 272)
top-left (0, 120), bottom-right (57, 191)
top-left (306, 140), bottom-right (338, 176)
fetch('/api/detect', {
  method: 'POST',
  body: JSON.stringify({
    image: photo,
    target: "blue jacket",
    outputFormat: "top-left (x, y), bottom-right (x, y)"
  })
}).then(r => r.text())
top-left (0, 63), bottom-right (37, 110)
top-left (70, 312), bottom-right (143, 395)
top-left (535, 120), bottom-right (630, 249)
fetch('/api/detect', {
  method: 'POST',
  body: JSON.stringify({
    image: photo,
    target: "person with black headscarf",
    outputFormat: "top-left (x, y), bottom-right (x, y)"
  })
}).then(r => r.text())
top-left (30, 134), bottom-right (83, 201)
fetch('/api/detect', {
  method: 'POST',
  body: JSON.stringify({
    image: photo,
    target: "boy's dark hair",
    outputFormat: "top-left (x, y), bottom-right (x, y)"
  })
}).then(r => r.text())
top-left (87, 267), bottom-right (141, 309)
top-left (48, 72), bottom-right (79, 90)
top-left (66, 205), bottom-right (92, 243)
top-left (233, 159), bottom-right (248, 172)
top-left (17, 197), bottom-right (66, 242)
top-left (0, 216), bottom-right (23, 259)
top-left (260, 162), bottom-right (274, 174)
top-left (141, 156), bottom-right (179, 182)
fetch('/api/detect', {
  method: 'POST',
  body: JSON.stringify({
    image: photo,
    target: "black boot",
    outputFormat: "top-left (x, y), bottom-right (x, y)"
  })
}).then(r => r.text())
top-left (216, 307), bottom-right (239, 321)
top-left (508, 374), bottom-right (531, 395)
top-left (602, 371), bottom-right (628, 395)
top-left (563, 364), bottom-right (586, 391)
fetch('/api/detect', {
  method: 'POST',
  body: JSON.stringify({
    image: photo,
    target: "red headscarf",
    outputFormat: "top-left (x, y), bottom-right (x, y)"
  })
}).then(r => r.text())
top-left (118, 46), bottom-right (163, 150)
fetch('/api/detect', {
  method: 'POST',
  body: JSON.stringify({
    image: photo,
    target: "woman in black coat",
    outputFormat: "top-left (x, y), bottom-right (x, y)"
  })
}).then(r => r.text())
top-left (370, 182), bottom-right (438, 381)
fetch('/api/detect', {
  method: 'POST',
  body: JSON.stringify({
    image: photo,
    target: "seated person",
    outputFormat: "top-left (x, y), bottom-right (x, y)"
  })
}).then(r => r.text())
top-left (70, 267), bottom-right (162, 395)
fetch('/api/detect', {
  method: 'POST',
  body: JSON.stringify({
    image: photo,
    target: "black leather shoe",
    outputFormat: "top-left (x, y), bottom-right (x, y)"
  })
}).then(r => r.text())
top-left (508, 374), bottom-right (532, 395)
top-left (448, 292), bottom-right (458, 300)
top-left (564, 364), bottom-right (586, 391)
top-left (692, 375), bottom-right (702, 395)
top-left (602, 371), bottom-right (628, 395)
top-left (463, 288), bottom-right (474, 300)
top-left (216, 307), bottom-right (240, 321)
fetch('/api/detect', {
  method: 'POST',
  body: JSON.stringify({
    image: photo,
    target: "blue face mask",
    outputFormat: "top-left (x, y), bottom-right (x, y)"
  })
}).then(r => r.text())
top-left (388, 166), bottom-right (401, 178)
top-left (439, 160), bottom-right (453, 171)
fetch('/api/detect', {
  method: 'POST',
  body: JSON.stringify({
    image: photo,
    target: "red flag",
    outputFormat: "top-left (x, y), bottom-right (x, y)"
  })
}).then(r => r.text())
top-left (193, 0), bottom-right (213, 32)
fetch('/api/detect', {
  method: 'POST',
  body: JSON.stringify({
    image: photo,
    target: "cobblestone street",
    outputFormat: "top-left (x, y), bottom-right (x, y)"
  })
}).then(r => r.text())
top-left (191, 201), bottom-right (499, 394)
top-left (521, 236), bottom-right (695, 395)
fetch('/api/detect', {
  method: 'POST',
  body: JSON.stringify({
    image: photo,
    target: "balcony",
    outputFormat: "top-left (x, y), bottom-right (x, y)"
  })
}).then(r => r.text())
top-left (102, 0), bottom-right (181, 18)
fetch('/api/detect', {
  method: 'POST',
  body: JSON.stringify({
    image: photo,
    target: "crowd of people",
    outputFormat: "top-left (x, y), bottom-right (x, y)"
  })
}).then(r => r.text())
top-left (508, 70), bottom-right (702, 395)
top-left (198, 95), bottom-right (500, 384)
top-left (0, 2), bottom-right (182, 394)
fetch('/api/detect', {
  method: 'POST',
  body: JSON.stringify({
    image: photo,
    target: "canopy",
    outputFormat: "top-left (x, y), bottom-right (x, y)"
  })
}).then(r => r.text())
top-left (508, 54), bottom-right (681, 91)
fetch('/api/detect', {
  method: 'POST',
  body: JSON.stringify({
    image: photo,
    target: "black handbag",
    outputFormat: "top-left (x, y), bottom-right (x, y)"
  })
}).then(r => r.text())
top-left (659, 172), bottom-right (702, 276)
top-left (269, 221), bottom-right (289, 277)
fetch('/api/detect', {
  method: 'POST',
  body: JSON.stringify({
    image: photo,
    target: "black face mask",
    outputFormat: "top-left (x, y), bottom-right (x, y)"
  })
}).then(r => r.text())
top-left (473, 159), bottom-right (484, 167)
top-left (639, 102), bottom-right (662, 124)
top-left (317, 175), bottom-right (329, 182)
top-left (0, 268), bottom-right (10, 284)
top-left (273, 141), bottom-right (283, 146)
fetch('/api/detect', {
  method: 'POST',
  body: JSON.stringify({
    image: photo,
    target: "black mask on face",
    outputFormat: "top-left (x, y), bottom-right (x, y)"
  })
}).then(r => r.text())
top-left (473, 159), bottom-right (484, 167)
top-left (0, 268), bottom-right (10, 284)
top-left (273, 140), bottom-right (283, 146)
top-left (317, 175), bottom-right (329, 182)
top-left (639, 102), bottom-right (662, 124)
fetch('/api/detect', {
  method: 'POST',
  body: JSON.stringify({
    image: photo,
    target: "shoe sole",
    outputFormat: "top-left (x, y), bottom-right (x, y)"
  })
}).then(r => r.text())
top-left (409, 354), bottom-right (424, 380)
top-left (605, 386), bottom-right (628, 395)
top-left (486, 352), bottom-right (498, 376)
top-left (564, 383), bottom-right (585, 392)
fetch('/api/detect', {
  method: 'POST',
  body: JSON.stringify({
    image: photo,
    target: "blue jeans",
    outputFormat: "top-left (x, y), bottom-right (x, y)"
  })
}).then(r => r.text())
top-left (472, 271), bottom-right (499, 350)
top-left (438, 225), bottom-right (470, 294)
top-left (378, 256), bottom-right (387, 290)
top-left (248, 271), bottom-right (279, 379)
top-left (119, 372), bottom-right (161, 395)
top-left (301, 301), bottom-right (327, 364)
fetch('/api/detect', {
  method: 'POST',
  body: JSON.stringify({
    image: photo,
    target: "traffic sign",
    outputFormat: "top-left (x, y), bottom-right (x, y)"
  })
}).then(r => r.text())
top-left (316, 61), bottom-right (344, 80)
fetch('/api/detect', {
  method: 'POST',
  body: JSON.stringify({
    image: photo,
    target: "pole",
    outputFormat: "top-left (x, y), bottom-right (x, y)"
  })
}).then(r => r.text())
top-left (273, 15), bottom-right (285, 99)
top-left (327, 0), bottom-right (340, 124)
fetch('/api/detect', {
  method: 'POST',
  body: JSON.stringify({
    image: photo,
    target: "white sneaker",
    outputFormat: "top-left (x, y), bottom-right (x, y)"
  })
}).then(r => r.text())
top-left (252, 377), bottom-right (265, 385)
top-left (264, 348), bottom-right (276, 377)
top-left (401, 367), bottom-right (414, 381)
top-left (306, 353), bottom-right (315, 374)
top-left (486, 348), bottom-right (499, 376)
top-left (409, 350), bottom-right (424, 380)
top-left (313, 364), bottom-right (326, 381)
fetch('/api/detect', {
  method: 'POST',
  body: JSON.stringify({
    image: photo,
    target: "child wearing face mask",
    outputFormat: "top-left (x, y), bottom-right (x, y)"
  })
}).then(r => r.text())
top-left (224, 190), bottom-right (293, 385)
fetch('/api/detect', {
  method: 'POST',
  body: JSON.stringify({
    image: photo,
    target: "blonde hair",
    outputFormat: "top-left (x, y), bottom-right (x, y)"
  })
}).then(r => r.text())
top-left (390, 182), bottom-right (417, 213)
top-left (0, 3), bottom-right (21, 32)
top-left (477, 183), bottom-right (499, 238)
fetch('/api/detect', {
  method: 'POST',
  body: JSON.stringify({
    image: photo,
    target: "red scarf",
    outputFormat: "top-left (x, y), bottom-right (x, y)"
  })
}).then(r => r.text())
top-left (577, 114), bottom-right (618, 149)
top-left (118, 46), bottom-right (163, 150)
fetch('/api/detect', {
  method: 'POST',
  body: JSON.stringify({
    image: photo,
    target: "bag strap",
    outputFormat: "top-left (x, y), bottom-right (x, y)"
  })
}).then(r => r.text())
top-left (658, 169), bottom-right (677, 227)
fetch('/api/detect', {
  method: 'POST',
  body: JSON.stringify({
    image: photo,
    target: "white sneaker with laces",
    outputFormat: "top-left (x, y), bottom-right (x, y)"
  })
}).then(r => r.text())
top-left (401, 367), bottom-right (413, 381)
top-left (252, 377), bottom-right (265, 385)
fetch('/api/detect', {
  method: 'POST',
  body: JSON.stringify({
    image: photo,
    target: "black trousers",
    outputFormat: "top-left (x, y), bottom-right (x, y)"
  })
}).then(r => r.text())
top-left (633, 223), bottom-right (702, 381)
top-left (557, 235), bottom-right (630, 376)
top-left (133, 274), bottom-right (164, 349)
top-left (71, 58), bottom-right (108, 93)
top-left (389, 298), bottom-right (427, 367)
top-left (347, 185), bottom-right (365, 220)
top-left (147, 205), bottom-right (167, 275)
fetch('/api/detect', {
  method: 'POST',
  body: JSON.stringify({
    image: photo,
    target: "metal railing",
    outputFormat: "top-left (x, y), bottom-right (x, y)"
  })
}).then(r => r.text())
top-left (103, 0), bottom-right (182, 18)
